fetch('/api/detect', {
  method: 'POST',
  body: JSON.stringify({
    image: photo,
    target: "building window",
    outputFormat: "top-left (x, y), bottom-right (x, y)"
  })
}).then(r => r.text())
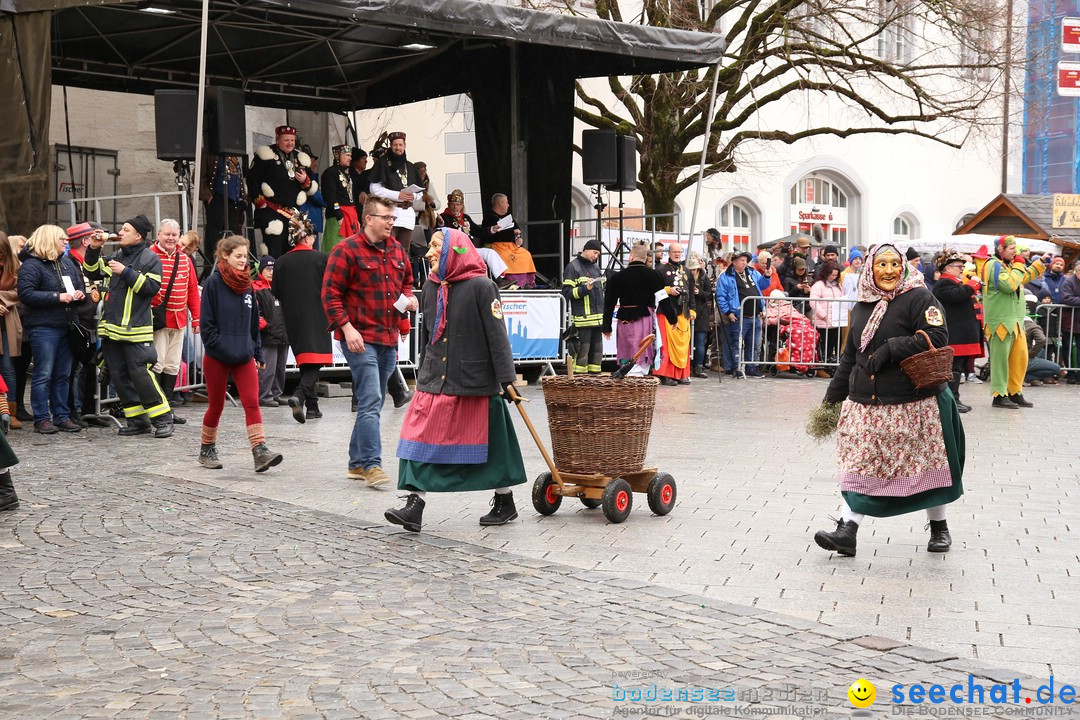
top-left (877, 0), bottom-right (914, 64)
top-left (789, 174), bottom-right (850, 248)
top-left (892, 214), bottom-right (920, 243)
top-left (719, 200), bottom-right (753, 249)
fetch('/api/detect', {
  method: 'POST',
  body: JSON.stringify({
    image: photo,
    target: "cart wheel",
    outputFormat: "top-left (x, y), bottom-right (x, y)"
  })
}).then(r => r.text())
top-left (531, 472), bottom-right (562, 515)
top-left (768, 365), bottom-right (780, 378)
top-left (601, 478), bottom-right (633, 523)
top-left (647, 472), bottom-right (677, 516)
top-left (580, 497), bottom-right (602, 509)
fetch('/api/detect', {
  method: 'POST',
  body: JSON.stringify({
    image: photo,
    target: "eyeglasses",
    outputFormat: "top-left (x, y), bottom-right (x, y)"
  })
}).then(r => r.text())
top-left (368, 214), bottom-right (396, 222)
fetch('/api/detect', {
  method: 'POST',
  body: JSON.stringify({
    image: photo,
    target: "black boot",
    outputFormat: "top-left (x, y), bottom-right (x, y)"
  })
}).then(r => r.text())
top-left (385, 493), bottom-right (425, 532)
top-left (388, 373), bottom-right (413, 408)
top-left (927, 519), bottom-right (952, 552)
top-left (151, 412), bottom-right (174, 439)
top-left (199, 443), bottom-right (223, 469)
top-left (159, 374), bottom-right (186, 424)
top-left (252, 442), bottom-right (283, 472)
top-left (0, 471), bottom-right (18, 511)
top-left (118, 415), bottom-right (153, 436)
top-left (288, 396), bottom-right (306, 424)
top-left (691, 365), bottom-right (708, 379)
top-left (479, 491), bottom-right (519, 526)
top-left (950, 372), bottom-right (971, 413)
top-left (813, 518), bottom-right (858, 557)
top-left (1008, 393), bottom-right (1033, 408)
top-left (992, 395), bottom-right (1019, 410)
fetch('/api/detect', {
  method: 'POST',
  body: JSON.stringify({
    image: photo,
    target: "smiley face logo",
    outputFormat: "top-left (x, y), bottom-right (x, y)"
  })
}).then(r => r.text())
top-left (848, 678), bottom-right (876, 708)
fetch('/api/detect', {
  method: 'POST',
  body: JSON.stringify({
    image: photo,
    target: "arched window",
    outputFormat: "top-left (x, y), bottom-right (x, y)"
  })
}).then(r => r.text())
top-left (789, 175), bottom-right (849, 247)
top-left (891, 213), bottom-right (920, 243)
top-left (719, 200), bottom-right (754, 249)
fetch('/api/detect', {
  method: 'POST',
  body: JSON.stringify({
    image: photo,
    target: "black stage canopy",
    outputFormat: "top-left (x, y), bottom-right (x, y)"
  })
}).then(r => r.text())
top-left (2, 0), bottom-right (725, 276)
top-left (33, 0), bottom-right (726, 111)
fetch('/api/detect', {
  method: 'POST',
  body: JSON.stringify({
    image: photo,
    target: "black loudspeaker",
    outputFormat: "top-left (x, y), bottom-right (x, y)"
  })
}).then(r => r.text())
top-left (607, 135), bottom-right (637, 192)
top-left (208, 86), bottom-right (247, 156)
top-left (154, 90), bottom-right (197, 161)
top-left (581, 129), bottom-right (618, 186)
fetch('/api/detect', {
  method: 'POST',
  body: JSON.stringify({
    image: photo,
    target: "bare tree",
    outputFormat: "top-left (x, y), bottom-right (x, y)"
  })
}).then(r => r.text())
top-left (569, 0), bottom-right (1011, 229)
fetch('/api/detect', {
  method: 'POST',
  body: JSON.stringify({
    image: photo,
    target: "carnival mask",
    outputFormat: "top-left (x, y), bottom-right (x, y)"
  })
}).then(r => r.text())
top-left (872, 249), bottom-right (903, 292)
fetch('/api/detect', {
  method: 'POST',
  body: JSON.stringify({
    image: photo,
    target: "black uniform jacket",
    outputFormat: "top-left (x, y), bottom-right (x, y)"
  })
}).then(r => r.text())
top-left (825, 287), bottom-right (949, 406)
top-left (415, 275), bottom-right (516, 396)
top-left (601, 261), bottom-right (667, 333)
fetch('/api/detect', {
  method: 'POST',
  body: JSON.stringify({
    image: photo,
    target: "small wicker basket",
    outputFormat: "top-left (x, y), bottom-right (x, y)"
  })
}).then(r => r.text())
top-left (540, 375), bottom-right (658, 476)
top-left (899, 329), bottom-right (954, 390)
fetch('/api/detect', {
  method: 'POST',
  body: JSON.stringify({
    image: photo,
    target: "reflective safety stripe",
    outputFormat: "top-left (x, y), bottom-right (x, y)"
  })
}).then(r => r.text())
top-left (586, 364), bottom-right (602, 373)
top-left (123, 405), bottom-right (147, 418)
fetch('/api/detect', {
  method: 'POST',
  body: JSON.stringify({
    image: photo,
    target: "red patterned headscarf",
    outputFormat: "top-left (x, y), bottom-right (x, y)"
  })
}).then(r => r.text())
top-left (428, 228), bottom-right (488, 345)
top-left (856, 244), bottom-right (925, 351)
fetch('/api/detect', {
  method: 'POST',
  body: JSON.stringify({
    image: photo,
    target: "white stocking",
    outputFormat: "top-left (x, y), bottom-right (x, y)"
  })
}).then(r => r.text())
top-left (925, 505), bottom-right (947, 522)
top-left (841, 499), bottom-right (865, 525)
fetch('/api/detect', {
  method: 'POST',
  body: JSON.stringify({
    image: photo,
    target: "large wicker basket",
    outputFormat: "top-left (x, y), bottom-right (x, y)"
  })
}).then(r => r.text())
top-left (899, 329), bottom-right (954, 390)
top-left (540, 375), bottom-right (658, 476)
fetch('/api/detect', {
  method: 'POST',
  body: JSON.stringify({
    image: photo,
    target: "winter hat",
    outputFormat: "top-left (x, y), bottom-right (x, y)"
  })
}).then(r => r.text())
top-left (934, 248), bottom-right (965, 272)
top-left (905, 247), bottom-right (920, 261)
top-left (582, 239), bottom-right (603, 253)
top-left (125, 214), bottom-right (153, 242)
top-left (847, 247), bottom-right (863, 263)
top-left (792, 256), bottom-right (807, 271)
top-left (66, 222), bottom-right (95, 242)
top-left (259, 255), bottom-right (275, 272)
top-left (824, 244), bottom-right (839, 256)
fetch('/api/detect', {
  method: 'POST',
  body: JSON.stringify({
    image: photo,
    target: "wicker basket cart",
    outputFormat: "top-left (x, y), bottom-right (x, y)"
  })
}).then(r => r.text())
top-left (507, 342), bottom-right (676, 524)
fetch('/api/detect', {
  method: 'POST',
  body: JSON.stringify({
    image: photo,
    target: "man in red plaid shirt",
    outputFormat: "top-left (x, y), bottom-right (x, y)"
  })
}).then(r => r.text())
top-left (322, 196), bottom-right (418, 488)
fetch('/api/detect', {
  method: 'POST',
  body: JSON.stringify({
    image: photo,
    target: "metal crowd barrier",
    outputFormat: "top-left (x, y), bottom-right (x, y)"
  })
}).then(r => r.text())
top-left (728, 294), bottom-right (856, 377)
top-left (1034, 302), bottom-right (1080, 372)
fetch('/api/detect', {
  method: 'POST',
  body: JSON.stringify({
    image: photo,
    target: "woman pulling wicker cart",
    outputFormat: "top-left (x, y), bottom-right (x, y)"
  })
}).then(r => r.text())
top-left (509, 338), bottom-right (676, 524)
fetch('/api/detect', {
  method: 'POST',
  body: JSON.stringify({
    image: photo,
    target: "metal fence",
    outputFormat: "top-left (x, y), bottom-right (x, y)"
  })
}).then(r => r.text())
top-left (52, 190), bottom-right (190, 233)
top-left (725, 295), bottom-right (855, 377)
top-left (1034, 302), bottom-right (1080, 372)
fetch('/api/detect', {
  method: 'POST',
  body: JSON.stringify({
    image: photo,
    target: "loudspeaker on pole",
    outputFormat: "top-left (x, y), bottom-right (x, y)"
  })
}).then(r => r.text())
top-left (154, 90), bottom-right (198, 161)
top-left (208, 86), bottom-right (247, 156)
top-left (607, 134), bottom-right (636, 192)
top-left (581, 129), bottom-right (618, 186)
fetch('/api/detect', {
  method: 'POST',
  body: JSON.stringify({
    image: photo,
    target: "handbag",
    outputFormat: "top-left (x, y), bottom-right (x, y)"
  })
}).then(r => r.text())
top-left (152, 252), bottom-right (180, 331)
top-left (67, 321), bottom-right (95, 364)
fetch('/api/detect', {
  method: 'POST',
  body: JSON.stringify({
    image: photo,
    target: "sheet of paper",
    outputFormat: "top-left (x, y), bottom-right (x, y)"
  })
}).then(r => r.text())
top-left (62, 276), bottom-right (77, 295)
top-left (393, 293), bottom-right (411, 313)
top-left (402, 184), bottom-right (424, 194)
top-left (496, 214), bottom-right (515, 231)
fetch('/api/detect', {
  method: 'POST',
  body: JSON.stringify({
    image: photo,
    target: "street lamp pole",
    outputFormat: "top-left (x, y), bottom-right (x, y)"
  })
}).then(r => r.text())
top-left (1001, 0), bottom-right (1014, 194)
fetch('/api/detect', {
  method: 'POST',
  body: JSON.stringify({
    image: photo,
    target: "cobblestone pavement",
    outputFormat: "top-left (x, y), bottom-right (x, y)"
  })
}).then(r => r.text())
top-left (2, 374), bottom-right (1077, 718)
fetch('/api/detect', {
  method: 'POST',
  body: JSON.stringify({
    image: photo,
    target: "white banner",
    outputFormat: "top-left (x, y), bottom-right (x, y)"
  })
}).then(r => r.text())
top-left (500, 291), bottom-right (562, 360)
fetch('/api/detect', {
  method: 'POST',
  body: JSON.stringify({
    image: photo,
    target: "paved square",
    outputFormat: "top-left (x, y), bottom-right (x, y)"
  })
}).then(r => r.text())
top-left (2, 374), bottom-right (1076, 717)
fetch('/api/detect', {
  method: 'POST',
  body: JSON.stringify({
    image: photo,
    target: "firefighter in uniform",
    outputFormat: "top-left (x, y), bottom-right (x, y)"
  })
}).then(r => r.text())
top-left (561, 240), bottom-right (606, 374)
top-left (83, 214), bottom-right (174, 438)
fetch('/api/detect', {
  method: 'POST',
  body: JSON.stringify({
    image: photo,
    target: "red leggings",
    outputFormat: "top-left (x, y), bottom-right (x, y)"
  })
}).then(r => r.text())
top-left (202, 354), bottom-right (262, 429)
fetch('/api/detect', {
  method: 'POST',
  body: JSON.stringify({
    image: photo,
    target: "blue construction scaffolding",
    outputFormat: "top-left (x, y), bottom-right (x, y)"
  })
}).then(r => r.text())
top-left (1024, 0), bottom-right (1080, 193)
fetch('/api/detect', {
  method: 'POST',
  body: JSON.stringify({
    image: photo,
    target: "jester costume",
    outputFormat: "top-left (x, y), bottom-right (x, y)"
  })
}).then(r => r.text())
top-left (978, 235), bottom-right (1046, 402)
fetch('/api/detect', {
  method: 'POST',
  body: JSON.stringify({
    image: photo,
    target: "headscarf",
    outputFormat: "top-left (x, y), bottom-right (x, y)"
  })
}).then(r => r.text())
top-left (428, 228), bottom-right (489, 345)
top-left (856, 243), bottom-right (925, 351)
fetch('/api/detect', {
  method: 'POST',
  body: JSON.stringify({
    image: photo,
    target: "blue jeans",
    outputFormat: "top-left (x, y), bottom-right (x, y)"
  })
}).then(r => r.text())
top-left (341, 341), bottom-right (398, 471)
top-left (27, 325), bottom-right (72, 423)
top-left (1025, 356), bottom-right (1059, 383)
top-left (739, 316), bottom-right (762, 372)
top-left (693, 331), bottom-right (708, 368)
top-left (721, 322), bottom-right (737, 372)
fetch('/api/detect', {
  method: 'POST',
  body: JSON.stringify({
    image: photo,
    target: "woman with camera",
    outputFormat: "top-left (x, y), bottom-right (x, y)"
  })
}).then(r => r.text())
top-left (17, 225), bottom-right (85, 434)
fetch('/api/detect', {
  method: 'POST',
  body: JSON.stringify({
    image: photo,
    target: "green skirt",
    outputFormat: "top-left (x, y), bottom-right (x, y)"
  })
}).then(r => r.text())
top-left (398, 396), bottom-right (527, 493)
top-left (842, 388), bottom-right (965, 518)
top-left (322, 217), bottom-right (345, 253)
